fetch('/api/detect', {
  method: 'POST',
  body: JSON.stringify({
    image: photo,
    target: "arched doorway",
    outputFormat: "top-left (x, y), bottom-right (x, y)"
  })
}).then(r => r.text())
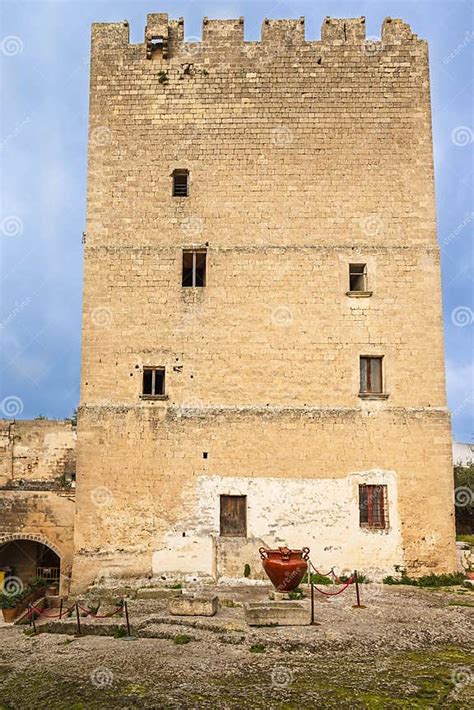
top-left (0, 539), bottom-right (61, 594)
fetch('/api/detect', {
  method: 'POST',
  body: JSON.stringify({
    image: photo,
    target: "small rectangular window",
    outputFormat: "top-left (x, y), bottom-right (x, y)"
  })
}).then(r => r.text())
top-left (173, 171), bottom-right (189, 197)
top-left (359, 484), bottom-right (388, 529)
top-left (349, 264), bottom-right (367, 292)
top-left (142, 367), bottom-right (165, 396)
top-left (182, 250), bottom-right (206, 288)
top-left (360, 356), bottom-right (383, 394)
top-left (220, 495), bottom-right (247, 537)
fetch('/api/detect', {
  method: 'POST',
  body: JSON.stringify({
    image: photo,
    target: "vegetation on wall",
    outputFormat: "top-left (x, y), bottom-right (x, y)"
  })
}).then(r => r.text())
top-left (454, 463), bottom-right (474, 535)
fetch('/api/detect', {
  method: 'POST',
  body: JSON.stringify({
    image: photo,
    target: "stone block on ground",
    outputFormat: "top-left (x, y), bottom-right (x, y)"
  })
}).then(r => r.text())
top-left (168, 595), bottom-right (218, 617)
top-left (244, 601), bottom-right (309, 626)
top-left (137, 588), bottom-right (182, 600)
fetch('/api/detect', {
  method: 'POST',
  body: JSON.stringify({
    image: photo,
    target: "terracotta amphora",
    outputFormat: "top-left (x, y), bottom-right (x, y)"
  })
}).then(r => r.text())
top-left (259, 546), bottom-right (310, 591)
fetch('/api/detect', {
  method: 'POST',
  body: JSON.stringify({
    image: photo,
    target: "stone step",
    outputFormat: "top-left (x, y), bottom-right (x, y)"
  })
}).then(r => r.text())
top-left (244, 601), bottom-right (310, 626)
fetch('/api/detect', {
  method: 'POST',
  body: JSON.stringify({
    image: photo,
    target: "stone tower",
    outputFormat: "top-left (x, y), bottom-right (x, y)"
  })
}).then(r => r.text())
top-left (71, 13), bottom-right (456, 591)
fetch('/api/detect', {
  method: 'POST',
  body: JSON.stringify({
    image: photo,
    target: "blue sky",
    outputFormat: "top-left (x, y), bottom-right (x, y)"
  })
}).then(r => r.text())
top-left (0, 0), bottom-right (473, 441)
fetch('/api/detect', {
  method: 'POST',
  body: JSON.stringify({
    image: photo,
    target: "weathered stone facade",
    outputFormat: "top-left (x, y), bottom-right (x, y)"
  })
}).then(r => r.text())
top-left (69, 12), bottom-right (456, 589)
top-left (0, 420), bottom-right (76, 592)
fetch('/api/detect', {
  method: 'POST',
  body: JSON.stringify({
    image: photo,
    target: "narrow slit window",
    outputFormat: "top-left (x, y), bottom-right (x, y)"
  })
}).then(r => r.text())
top-left (182, 250), bottom-right (206, 288)
top-left (359, 484), bottom-right (388, 529)
top-left (220, 495), bottom-right (247, 537)
top-left (172, 170), bottom-right (189, 197)
top-left (142, 367), bottom-right (165, 396)
top-left (349, 263), bottom-right (367, 292)
top-left (360, 356), bottom-right (383, 394)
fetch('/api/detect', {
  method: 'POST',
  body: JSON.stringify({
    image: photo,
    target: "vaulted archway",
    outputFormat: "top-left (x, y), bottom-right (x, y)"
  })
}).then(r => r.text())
top-left (0, 536), bottom-right (61, 595)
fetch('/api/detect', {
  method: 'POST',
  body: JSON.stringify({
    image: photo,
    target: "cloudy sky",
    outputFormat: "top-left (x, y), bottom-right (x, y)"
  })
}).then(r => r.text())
top-left (0, 0), bottom-right (473, 442)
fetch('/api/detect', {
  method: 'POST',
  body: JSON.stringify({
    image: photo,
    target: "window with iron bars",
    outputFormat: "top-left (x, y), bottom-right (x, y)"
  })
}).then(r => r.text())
top-left (172, 170), bottom-right (189, 197)
top-left (359, 484), bottom-right (388, 529)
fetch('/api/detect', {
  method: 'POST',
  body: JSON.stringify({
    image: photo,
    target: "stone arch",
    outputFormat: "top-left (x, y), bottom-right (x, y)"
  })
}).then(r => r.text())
top-left (0, 532), bottom-right (62, 558)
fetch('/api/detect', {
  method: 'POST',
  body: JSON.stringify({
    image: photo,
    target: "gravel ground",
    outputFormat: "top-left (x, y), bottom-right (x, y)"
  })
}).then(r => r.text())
top-left (0, 585), bottom-right (473, 709)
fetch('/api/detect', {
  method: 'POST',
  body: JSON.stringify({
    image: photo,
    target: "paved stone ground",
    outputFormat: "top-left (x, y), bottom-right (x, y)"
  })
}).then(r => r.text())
top-left (0, 585), bottom-right (473, 708)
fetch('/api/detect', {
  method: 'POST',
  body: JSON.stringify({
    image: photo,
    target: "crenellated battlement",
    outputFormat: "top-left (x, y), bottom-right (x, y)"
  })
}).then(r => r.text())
top-left (91, 13), bottom-right (420, 57)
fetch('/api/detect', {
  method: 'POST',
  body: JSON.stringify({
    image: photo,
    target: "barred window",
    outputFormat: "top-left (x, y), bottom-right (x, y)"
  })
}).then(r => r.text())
top-left (172, 170), bottom-right (189, 197)
top-left (359, 484), bottom-right (388, 529)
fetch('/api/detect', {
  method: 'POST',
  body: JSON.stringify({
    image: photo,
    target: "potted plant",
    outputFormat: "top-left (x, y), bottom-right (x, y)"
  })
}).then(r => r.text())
top-left (0, 592), bottom-right (20, 623)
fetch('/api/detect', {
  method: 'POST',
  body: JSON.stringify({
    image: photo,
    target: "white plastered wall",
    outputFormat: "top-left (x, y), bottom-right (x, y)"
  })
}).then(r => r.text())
top-left (152, 469), bottom-right (404, 582)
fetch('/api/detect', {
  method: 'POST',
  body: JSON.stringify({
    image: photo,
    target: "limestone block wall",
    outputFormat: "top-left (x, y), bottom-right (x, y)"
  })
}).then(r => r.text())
top-left (72, 406), bottom-right (455, 589)
top-left (0, 420), bottom-right (76, 593)
top-left (0, 492), bottom-right (75, 592)
top-left (72, 14), bottom-right (456, 590)
top-left (0, 420), bottom-right (76, 487)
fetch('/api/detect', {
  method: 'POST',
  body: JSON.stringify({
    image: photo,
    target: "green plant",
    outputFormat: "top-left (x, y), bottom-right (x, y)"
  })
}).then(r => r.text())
top-left (454, 463), bottom-right (474, 535)
top-left (34, 414), bottom-right (47, 420)
top-left (29, 576), bottom-right (48, 589)
top-left (383, 571), bottom-right (466, 588)
top-left (0, 592), bottom-right (21, 609)
top-left (174, 634), bottom-right (192, 645)
top-left (66, 407), bottom-right (78, 426)
top-left (249, 644), bottom-right (266, 653)
top-left (158, 71), bottom-right (169, 84)
top-left (457, 534), bottom-right (474, 545)
top-left (243, 564), bottom-right (251, 578)
top-left (166, 583), bottom-right (182, 590)
top-left (23, 628), bottom-right (36, 636)
top-left (288, 588), bottom-right (304, 600)
top-left (302, 572), bottom-right (331, 586)
top-left (113, 627), bottom-right (128, 638)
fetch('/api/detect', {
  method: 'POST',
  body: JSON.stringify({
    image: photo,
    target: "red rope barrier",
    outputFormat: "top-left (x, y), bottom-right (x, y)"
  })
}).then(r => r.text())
top-left (28, 604), bottom-right (75, 619)
top-left (78, 604), bottom-right (123, 619)
top-left (312, 567), bottom-right (336, 578)
top-left (312, 577), bottom-right (354, 596)
top-left (28, 602), bottom-right (122, 620)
